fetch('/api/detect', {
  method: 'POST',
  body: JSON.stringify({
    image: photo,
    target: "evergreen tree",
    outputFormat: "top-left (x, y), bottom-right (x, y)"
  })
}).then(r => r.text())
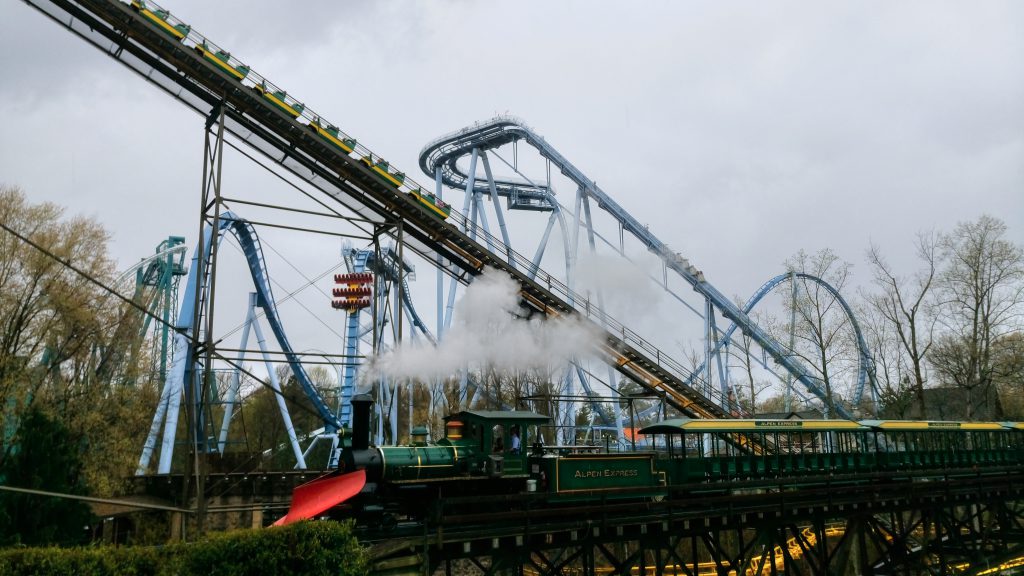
top-left (0, 406), bottom-right (94, 546)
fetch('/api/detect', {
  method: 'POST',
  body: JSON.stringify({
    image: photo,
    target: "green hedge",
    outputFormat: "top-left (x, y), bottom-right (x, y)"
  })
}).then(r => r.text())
top-left (0, 521), bottom-right (366, 576)
top-left (0, 545), bottom-right (165, 576)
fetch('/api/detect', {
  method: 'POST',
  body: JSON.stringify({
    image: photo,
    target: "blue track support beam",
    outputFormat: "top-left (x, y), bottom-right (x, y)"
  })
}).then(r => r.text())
top-left (339, 250), bottom-right (371, 427)
top-left (140, 211), bottom-right (340, 474)
top-left (479, 152), bottom-right (514, 268)
top-left (225, 215), bottom-right (339, 431)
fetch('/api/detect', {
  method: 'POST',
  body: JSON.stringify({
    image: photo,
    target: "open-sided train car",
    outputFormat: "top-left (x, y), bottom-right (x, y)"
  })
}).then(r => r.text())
top-left (640, 418), bottom-right (1023, 482)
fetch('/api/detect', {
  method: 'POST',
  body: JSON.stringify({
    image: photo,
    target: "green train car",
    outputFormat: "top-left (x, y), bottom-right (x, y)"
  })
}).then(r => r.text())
top-left (130, 0), bottom-right (190, 41)
top-left (274, 395), bottom-right (1024, 528)
top-left (308, 118), bottom-right (357, 155)
top-left (641, 418), bottom-right (1022, 482)
top-left (253, 82), bottom-right (304, 119)
top-left (194, 42), bottom-right (250, 81)
top-left (353, 157), bottom-right (452, 221)
top-left (409, 188), bottom-right (453, 220)
top-left (359, 156), bottom-right (406, 188)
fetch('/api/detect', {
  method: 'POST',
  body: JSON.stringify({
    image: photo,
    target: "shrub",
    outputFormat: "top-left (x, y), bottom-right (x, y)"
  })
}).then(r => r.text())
top-left (181, 520), bottom-right (367, 576)
top-left (0, 520), bottom-right (366, 576)
top-left (0, 545), bottom-right (163, 576)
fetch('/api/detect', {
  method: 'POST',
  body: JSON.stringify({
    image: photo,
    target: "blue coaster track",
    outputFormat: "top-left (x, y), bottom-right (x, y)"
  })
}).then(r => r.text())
top-left (686, 272), bottom-right (877, 408)
top-left (421, 117), bottom-right (866, 418)
top-left (139, 212), bottom-right (338, 474)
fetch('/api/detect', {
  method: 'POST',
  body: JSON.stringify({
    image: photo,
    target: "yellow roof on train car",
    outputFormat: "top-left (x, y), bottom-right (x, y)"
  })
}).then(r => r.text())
top-left (858, 420), bottom-right (1007, 431)
top-left (639, 418), bottom-right (866, 434)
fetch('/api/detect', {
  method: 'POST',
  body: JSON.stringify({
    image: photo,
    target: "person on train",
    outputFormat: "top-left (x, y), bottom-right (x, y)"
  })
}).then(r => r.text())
top-left (510, 426), bottom-right (521, 455)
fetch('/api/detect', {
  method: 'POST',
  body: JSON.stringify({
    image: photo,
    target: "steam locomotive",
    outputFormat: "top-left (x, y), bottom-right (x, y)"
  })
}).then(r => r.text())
top-left (273, 394), bottom-right (1024, 528)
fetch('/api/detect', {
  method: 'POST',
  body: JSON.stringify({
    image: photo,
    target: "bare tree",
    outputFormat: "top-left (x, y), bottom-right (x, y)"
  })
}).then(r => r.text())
top-left (859, 302), bottom-right (915, 417)
top-left (863, 232), bottom-right (940, 416)
top-left (781, 249), bottom-right (857, 417)
top-left (930, 215), bottom-right (1024, 418)
top-left (726, 306), bottom-right (773, 416)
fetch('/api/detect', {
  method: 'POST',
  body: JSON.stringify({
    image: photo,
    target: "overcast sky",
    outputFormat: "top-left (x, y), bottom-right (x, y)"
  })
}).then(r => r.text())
top-left (1, 1), bottom-right (1021, 383)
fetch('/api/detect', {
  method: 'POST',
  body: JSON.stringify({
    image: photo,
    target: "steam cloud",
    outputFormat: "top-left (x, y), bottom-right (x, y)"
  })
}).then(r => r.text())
top-left (575, 251), bottom-right (664, 321)
top-left (369, 268), bottom-right (601, 382)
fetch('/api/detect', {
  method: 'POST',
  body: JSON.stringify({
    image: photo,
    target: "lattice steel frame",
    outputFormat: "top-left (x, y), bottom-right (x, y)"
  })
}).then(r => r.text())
top-left (366, 471), bottom-right (1024, 576)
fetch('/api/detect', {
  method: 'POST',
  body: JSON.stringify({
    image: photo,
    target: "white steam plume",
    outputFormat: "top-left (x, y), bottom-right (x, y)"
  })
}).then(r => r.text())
top-left (369, 268), bottom-right (601, 382)
top-left (575, 251), bottom-right (664, 321)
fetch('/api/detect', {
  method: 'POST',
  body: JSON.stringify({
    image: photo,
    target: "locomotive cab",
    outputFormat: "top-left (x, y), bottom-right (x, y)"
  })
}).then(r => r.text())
top-left (442, 410), bottom-right (549, 477)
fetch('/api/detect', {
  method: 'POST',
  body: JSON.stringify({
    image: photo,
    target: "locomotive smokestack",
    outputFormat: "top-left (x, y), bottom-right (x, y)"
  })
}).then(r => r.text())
top-left (351, 393), bottom-right (372, 451)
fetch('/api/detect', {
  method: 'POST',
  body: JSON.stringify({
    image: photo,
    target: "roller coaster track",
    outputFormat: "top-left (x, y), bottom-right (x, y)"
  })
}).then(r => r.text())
top-left (96, 237), bottom-right (187, 385)
top-left (689, 272), bottom-right (877, 407)
top-left (139, 213), bottom-right (336, 473)
top-left (421, 118), bottom-right (853, 418)
top-left (26, 0), bottom-right (765, 421)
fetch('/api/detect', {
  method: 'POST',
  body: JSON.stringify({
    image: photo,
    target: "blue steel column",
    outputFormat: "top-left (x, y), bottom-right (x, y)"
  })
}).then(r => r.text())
top-left (704, 301), bottom-right (714, 402)
top-left (156, 224), bottom-right (214, 474)
top-left (451, 149), bottom-right (479, 407)
top-left (338, 250), bottom-right (370, 427)
top-left (249, 306), bottom-right (306, 469)
top-left (581, 192), bottom-right (623, 442)
top-left (217, 292), bottom-right (256, 452)
top-left (373, 241), bottom-right (385, 445)
top-left (480, 152), bottom-right (513, 265)
top-left (786, 271), bottom-right (797, 413)
top-left (528, 211), bottom-right (558, 279)
top-left (443, 149), bottom-right (477, 332)
top-left (435, 166), bottom-right (444, 340)
top-left (562, 187), bottom-right (584, 444)
top-left (435, 164), bottom-right (445, 419)
top-left (390, 254), bottom-right (400, 443)
top-left (464, 149), bottom-right (482, 245)
top-left (470, 181), bottom-right (497, 254)
top-left (706, 301), bottom-right (729, 412)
